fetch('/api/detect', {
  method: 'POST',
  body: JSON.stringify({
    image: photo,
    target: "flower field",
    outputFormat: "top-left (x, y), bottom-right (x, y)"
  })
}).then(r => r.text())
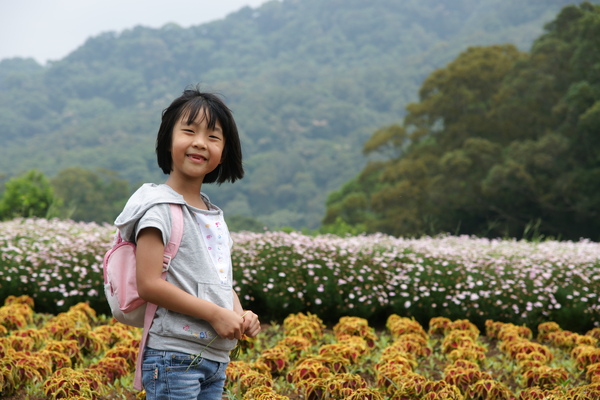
top-left (0, 296), bottom-right (140, 399)
top-left (0, 217), bottom-right (600, 398)
top-left (1, 296), bottom-right (600, 399)
top-left (0, 218), bottom-right (110, 315)
top-left (230, 231), bottom-right (600, 333)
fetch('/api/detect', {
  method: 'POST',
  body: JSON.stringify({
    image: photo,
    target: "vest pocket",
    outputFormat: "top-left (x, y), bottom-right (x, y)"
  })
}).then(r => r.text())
top-left (197, 281), bottom-right (234, 310)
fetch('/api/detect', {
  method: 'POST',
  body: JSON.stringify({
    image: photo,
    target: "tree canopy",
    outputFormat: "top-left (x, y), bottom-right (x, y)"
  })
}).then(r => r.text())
top-left (0, 170), bottom-right (58, 219)
top-left (323, 2), bottom-right (600, 241)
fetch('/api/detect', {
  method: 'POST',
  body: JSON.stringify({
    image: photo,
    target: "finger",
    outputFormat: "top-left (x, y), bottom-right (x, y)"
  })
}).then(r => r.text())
top-left (240, 310), bottom-right (250, 321)
top-left (241, 311), bottom-right (254, 326)
top-left (247, 322), bottom-right (261, 337)
top-left (242, 316), bottom-right (254, 329)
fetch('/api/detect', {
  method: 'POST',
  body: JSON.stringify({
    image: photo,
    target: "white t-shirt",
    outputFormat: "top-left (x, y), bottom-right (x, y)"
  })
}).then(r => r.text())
top-left (194, 211), bottom-right (232, 286)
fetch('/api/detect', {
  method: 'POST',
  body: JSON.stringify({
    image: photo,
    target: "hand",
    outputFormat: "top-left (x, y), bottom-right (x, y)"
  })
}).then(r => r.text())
top-left (210, 308), bottom-right (245, 340)
top-left (240, 310), bottom-right (261, 337)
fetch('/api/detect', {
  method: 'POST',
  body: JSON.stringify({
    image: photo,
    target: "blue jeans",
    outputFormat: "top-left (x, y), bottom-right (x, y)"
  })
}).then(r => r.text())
top-left (142, 348), bottom-right (228, 400)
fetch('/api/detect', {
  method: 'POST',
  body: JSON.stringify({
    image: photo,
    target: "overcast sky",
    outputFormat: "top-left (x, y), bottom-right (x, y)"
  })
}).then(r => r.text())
top-left (0, 0), bottom-right (269, 65)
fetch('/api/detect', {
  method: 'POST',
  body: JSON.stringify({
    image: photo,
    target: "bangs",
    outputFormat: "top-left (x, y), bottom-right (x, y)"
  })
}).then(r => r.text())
top-left (180, 97), bottom-right (226, 132)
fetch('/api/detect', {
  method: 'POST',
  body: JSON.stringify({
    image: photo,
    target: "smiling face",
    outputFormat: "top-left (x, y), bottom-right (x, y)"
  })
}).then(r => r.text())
top-left (156, 89), bottom-right (244, 184)
top-left (169, 109), bottom-right (225, 185)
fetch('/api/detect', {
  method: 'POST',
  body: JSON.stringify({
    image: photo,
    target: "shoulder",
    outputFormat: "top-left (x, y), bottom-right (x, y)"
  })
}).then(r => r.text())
top-left (137, 204), bottom-right (173, 245)
top-left (116, 184), bottom-right (184, 242)
top-left (117, 184), bottom-right (184, 223)
top-left (132, 183), bottom-right (185, 204)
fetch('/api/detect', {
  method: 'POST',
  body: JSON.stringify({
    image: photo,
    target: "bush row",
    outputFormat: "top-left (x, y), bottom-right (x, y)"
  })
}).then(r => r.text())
top-left (0, 218), bottom-right (598, 332)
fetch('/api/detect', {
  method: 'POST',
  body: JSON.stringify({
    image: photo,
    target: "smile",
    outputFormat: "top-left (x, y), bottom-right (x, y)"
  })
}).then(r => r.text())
top-left (187, 154), bottom-right (207, 162)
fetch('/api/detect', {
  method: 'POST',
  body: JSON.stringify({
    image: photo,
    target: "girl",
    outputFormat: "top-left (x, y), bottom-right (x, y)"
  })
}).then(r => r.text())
top-left (114, 86), bottom-right (261, 399)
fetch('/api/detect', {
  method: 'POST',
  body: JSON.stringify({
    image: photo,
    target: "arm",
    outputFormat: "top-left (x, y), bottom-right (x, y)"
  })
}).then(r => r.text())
top-left (136, 226), bottom-right (245, 340)
top-left (232, 289), bottom-right (244, 314)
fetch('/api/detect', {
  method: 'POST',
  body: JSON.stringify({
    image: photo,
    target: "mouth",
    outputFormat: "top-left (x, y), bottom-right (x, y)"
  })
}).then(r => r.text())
top-left (187, 153), bottom-right (207, 162)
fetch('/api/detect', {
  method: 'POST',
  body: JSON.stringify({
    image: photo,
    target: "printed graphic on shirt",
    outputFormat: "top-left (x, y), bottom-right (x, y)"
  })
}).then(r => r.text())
top-left (193, 212), bottom-right (231, 285)
top-left (183, 324), bottom-right (215, 340)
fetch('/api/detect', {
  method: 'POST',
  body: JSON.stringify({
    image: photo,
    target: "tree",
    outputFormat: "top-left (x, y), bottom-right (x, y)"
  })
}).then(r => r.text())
top-left (0, 170), bottom-right (60, 219)
top-left (325, 45), bottom-right (522, 237)
top-left (51, 167), bottom-right (130, 223)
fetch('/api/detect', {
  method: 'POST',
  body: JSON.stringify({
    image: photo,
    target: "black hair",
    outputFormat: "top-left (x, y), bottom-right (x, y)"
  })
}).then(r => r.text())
top-left (156, 85), bottom-right (244, 184)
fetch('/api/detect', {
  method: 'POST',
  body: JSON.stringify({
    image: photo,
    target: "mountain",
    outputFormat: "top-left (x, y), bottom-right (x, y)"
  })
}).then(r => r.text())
top-left (0, 0), bottom-right (596, 229)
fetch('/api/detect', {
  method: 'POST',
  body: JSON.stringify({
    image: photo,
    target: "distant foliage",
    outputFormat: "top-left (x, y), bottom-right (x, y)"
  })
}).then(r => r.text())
top-left (51, 167), bottom-right (130, 223)
top-left (0, 170), bottom-right (60, 220)
top-left (324, 3), bottom-right (600, 241)
top-left (0, 0), bottom-right (591, 230)
top-left (0, 168), bottom-right (131, 224)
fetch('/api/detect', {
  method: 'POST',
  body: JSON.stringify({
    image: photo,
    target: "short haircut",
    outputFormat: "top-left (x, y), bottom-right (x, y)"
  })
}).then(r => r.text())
top-left (156, 86), bottom-right (244, 184)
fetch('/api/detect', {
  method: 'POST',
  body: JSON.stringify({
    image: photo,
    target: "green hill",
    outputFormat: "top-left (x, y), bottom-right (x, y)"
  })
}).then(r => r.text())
top-left (0, 0), bottom-right (595, 229)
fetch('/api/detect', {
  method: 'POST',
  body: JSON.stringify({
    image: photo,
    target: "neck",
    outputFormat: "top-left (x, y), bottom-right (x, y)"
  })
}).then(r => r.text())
top-left (165, 176), bottom-right (207, 210)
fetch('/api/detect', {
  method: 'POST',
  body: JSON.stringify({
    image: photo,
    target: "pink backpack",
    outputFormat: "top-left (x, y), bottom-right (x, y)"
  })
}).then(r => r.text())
top-left (103, 203), bottom-right (183, 327)
top-left (102, 203), bottom-right (184, 390)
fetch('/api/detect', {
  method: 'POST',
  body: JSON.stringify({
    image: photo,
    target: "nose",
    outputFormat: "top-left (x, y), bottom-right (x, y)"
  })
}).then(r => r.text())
top-left (192, 132), bottom-right (207, 149)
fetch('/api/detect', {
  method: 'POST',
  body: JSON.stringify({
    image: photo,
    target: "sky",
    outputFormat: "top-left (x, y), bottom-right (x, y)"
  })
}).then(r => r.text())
top-left (0, 0), bottom-right (269, 65)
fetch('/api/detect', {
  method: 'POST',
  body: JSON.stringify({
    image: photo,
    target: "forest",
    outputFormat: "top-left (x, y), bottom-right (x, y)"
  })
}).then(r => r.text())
top-left (0, 0), bottom-right (598, 238)
top-left (324, 2), bottom-right (600, 241)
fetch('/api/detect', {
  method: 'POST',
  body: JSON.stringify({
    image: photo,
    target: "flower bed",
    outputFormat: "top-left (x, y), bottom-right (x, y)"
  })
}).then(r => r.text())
top-left (0, 296), bottom-right (599, 399)
top-left (231, 231), bottom-right (600, 332)
top-left (1, 218), bottom-right (599, 332)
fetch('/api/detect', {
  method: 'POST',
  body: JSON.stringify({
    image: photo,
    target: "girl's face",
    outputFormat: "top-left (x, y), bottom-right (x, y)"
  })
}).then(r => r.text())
top-left (170, 109), bottom-right (225, 183)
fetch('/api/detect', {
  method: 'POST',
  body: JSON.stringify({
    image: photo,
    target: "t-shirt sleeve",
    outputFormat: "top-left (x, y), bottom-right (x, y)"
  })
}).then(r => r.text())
top-left (135, 203), bottom-right (172, 246)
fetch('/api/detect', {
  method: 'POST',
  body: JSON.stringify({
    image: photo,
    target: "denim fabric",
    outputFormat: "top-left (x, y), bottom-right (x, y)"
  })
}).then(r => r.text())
top-left (142, 348), bottom-right (227, 400)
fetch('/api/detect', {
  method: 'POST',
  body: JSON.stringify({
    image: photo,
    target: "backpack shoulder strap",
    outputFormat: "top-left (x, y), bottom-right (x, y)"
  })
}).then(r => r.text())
top-left (162, 204), bottom-right (184, 271)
